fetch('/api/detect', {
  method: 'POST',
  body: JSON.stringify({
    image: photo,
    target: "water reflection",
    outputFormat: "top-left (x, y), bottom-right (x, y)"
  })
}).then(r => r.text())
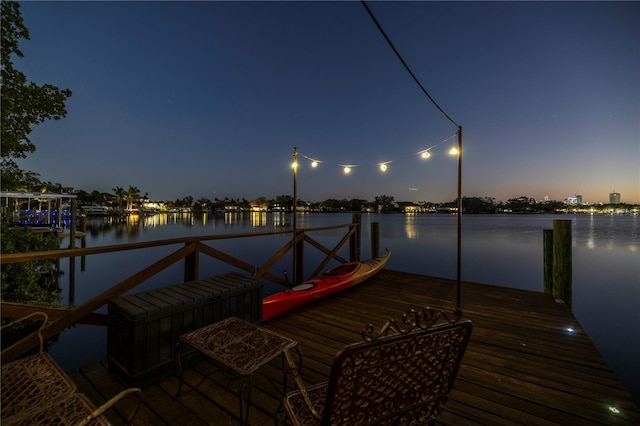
top-left (404, 214), bottom-right (418, 239)
top-left (224, 211), bottom-right (239, 224)
top-left (273, 212), bottom-right (286, 227)
top-left (170, 212), bottom-right (194, 226)
top-left (250, 211), bottom-right (267, 227)
top-left (586, 215), bottom-right (596, 249)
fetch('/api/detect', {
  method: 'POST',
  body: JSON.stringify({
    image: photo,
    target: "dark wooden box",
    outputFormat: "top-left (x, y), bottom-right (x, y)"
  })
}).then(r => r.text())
top-left (107, 272), bottom-right (263, 386)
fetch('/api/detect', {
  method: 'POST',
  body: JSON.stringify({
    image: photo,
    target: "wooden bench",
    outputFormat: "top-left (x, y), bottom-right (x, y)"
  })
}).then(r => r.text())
top-left (282, 307), bottom-right (472, 425)
top-left (1, 312), bottom-right (141, 425)
top-left (107, 272), bottom-right (263, 386)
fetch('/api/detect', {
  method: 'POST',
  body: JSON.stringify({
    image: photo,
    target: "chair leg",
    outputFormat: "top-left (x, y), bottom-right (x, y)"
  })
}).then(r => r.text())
top-left (174, 340), bottom-right (185, 397)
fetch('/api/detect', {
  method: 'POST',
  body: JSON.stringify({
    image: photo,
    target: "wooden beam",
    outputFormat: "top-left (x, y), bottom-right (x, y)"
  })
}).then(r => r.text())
top-left (197, 243), bottom-right (288, 286)
top-left (307, 227), bottom-right (355, 278)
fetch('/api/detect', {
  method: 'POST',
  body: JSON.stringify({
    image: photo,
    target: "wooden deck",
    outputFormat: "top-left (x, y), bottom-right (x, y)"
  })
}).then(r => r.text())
top-left (68, 270), bottom-right (640, 425)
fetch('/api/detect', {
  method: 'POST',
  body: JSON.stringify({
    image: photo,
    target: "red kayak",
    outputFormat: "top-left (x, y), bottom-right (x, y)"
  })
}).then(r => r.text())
top-left (262, 251), bottom-right (391, 321)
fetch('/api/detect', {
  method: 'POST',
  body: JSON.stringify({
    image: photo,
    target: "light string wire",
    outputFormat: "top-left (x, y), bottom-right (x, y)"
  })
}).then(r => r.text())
top-left (360, 0), bottom-right (460, 129)
top-left (295, 130), bottom-right (458, 172)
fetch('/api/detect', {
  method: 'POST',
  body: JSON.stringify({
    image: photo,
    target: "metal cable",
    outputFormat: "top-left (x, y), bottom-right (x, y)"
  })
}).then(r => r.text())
top-left (361, 0), bottom-right (460, 128)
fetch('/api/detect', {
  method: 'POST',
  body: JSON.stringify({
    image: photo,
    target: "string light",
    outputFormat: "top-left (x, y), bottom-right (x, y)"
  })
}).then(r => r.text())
top-left (378, 161), bottom-right (391, 172)
top-left (341, 164), bottom-right (357, 174)
top-left (293, 130), bottom-right (459, 174)
top-left (299, 154), bottom-right (322, 169)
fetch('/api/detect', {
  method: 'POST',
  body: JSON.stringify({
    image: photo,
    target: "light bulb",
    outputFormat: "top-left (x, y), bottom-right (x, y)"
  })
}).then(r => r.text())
top-left (421, 151), bottom-right (431, 159)
top-left (449, 147), bottom-right (459, 156)
top-left (380, 163), bottom-right (388, 172)
top-left (291, 161), bottom-right (298, 169)
top-left (343, 166), bottom-right (351, 174)
top-left (311, 160), bottom-right (318, 168)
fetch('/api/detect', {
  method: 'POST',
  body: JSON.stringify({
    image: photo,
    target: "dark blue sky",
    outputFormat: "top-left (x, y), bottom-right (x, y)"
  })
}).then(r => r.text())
top-left (16, 1), bottom-right (639, 204)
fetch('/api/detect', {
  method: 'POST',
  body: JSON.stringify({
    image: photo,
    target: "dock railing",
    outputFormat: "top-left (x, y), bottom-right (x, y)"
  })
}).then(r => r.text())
top-left (1, 220), bottom-right (361, 363)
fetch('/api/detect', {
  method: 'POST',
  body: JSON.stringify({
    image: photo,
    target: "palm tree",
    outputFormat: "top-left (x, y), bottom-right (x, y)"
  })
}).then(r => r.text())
top-left (126, 186), bottom-right (140, 211)
top-left (112, 186), bottom-right (125, 210)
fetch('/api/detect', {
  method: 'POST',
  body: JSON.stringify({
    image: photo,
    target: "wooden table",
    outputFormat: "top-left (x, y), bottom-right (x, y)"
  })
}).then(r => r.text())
top-left (175, 317), bottom-right (299, 424)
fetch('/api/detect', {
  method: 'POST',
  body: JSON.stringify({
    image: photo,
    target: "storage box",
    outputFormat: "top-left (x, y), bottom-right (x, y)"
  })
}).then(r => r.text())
top-left (107, 272), bottom-right (263, 386)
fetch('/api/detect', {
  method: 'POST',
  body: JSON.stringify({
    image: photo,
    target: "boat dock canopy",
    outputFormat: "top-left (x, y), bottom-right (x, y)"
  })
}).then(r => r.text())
top-left (1, 192), bottom-right (77, 199)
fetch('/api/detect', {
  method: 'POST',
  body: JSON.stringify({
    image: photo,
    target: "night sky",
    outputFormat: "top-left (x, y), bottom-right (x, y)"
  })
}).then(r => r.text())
top-left (15, 1), bottom-right (639, 204)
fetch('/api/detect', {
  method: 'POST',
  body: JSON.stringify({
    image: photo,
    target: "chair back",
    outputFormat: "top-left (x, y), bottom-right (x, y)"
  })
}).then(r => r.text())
top-left (321, 317), bottom-right (472, 425)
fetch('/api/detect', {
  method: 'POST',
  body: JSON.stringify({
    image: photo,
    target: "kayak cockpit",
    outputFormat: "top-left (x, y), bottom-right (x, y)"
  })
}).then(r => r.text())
top-left (323, 263), bottom-right (359, 277)
top-left (292, 282), bottom-right (316, 291)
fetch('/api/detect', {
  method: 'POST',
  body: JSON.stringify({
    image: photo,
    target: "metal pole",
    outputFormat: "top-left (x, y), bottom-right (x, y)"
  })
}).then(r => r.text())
top-left (292, 147), bottom-right (298, 286)
top-left (455, 127), bottom-right (463, 317)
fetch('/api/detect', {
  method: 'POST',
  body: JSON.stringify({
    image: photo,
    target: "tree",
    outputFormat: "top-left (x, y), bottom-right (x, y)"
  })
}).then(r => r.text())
top-left (374, 195), bottom-right (396, 212)
top-left (112, 186), bottom-right (126, 210)
top-left (462, 197), bottom-right (496, 214)
top-left (126, 186), bottom-right (140, 210)
top-left (1, 1), bottom-right (72, 190)
top-left (1, 222), bottom-right (61, 306)
top-left (506, 196), bottom-right (533, 213)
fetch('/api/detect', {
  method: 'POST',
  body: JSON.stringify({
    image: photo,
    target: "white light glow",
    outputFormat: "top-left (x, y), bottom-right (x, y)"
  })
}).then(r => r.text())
top-left (343, 166), bottom-right (351, 174)
top-left (380, 163), bottom-right (388, 172)
top-left (291, 161), bottom-right (298, 169)
top-left (311, 160), bottom-right (318, 168)
top-left (449, 147), bottom-right (459, 156)
top-left (421, 151), bottom-right (431, 159)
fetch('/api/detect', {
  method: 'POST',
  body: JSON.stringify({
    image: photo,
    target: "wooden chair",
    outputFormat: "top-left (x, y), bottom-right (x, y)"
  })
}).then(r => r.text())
top-left (282, 308), bottom-right (472, 425)
top-left (1, 312), bottom-right (142, 425)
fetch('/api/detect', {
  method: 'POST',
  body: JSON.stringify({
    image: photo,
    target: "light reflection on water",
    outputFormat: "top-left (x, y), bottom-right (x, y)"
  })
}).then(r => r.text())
top-left (50, 212), bottom-right (639, 404)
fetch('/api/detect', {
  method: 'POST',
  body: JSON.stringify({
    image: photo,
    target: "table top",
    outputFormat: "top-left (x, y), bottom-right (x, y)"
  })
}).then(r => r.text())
top-left (180, 317), bottom-right (298, 376)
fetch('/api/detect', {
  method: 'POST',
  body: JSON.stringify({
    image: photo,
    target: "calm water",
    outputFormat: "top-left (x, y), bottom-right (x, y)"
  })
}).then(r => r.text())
top-left (50, 212), bottom-right (639, 404)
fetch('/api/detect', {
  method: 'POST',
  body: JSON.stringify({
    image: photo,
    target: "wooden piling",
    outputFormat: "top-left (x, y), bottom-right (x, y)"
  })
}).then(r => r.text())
top-left (543, 229), bottom-right (553, 295)
top-left (294, 229), bottom-right (304, 284)
top-left (56, 198), bottom-right (62, 227)
top-left (70, 199), bottom-right (77, 249)
top-left (552, 219), bottom-right (572, 308)
top-left (351, 213), bottom-right (361, 262)
top-left (371, 222), bottom-right (380, 258)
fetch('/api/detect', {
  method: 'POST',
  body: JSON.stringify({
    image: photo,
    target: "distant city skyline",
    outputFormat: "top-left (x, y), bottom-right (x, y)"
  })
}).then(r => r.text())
top-left (64, 185), bottom-right (635, 207)
top-left (14, 2), bottom-right (640, 204)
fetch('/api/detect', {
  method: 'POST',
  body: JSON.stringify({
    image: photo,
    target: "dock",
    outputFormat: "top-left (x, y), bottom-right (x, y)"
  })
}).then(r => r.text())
top-left (69, 269), bottom-right (640, 425)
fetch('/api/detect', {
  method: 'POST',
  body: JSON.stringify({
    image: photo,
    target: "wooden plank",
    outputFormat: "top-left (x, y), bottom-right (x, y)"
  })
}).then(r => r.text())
top-left (72, 362), bottom-right (162, 425)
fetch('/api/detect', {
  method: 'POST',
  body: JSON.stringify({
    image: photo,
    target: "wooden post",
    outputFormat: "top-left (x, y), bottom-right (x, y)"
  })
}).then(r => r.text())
top-left (371, 222), bottom-right (380, 259)
top-left (184, 241), bottom-right (199, 282)
top-left (80, 216), bottom-right (87, 271)
top-left (70, 199), bottom-right (77, 249)
top-left (56, 198), bottom-right (62, 227)
top-left (543, 229), bottom-right (553, 295)
top-left (552, 220), bottom-right (572, 308)
top-left (69, 256), bottom-right (76, 306)
top-left (294, 229), bottom-right (304, 284)
top-left (350, 213), bottom-right (361, 262)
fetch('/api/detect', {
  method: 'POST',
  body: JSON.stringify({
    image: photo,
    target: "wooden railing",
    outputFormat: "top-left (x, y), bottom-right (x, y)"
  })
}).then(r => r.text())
top-left (1, 221), bottom-right (361, 363)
